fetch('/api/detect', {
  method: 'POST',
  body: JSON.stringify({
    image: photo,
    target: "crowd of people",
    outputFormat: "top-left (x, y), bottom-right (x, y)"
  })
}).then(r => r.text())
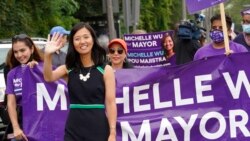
top-left (1, 7), bottom-right (250, 140)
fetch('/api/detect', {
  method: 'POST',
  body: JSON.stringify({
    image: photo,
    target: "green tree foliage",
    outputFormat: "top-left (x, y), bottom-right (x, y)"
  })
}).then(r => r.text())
top-left (74, 0), bottom-right (103, 21)
top-left (0, 0), bottom-right (79, 38)
top-left (138, 0), bottom-right (182, 32)
top-left (224, 0), bottom-right (250, 32)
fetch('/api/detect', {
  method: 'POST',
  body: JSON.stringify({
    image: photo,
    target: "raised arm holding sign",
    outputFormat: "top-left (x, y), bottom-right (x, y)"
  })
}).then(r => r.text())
top-left (186, 0), bottom-right (231, 54)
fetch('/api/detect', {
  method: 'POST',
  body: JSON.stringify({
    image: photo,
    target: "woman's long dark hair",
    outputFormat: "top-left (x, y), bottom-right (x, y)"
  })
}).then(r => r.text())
top-left (10, 34), bottom-right (43, 69)
top-left (66, 22), bottom-right (107, 70)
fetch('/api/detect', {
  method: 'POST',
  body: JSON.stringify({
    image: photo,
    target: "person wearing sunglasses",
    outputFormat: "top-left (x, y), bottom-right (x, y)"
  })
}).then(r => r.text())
top-left (194, 14), bottom-right (248, 61)
top-left (161, 33), bottom-right (176, 66)
top-left (5, 34), bottom-right (43, 141)
top-left (234, 8), bottom-right (250, 51)
top-left (108, 38), bottom-right (134, 70)
top-left (43, 22), bottom-right (117, 141)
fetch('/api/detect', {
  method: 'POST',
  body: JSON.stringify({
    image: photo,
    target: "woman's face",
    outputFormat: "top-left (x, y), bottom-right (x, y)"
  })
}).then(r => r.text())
top-left (108, 43), bottom-right (126, 66)
top-left (73, 27), bottom-right (94, 55)
top-left (12, 41), bottom-right (33, 64)
top-left (163, 36), bottom-right (174, 51)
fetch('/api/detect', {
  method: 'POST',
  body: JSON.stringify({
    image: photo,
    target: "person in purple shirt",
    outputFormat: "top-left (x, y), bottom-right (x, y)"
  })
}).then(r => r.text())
top-left (161, 32), bottom-right (176, 65)
top-left (194, 14), bottom-right (248, 61)
top-left (5, 34), bottom-right (43, 141)
top-left (234, 8), bottom-right (250, 51)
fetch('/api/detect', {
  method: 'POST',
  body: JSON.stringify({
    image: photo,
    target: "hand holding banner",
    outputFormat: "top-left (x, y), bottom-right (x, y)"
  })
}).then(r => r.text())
top-left (22, 63), bottom-right (69, 141)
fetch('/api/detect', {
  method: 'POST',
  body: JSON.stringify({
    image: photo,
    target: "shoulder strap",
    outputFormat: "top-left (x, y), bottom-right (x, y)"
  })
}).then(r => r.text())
top-left (97, 66), bottom-right (104, 74)
top-left (67, 68), bottom-right (73, 74)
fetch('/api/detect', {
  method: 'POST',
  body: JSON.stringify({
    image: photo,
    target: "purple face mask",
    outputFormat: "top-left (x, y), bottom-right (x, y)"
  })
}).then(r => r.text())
top-left (209, 29), bottom-right (224, 43)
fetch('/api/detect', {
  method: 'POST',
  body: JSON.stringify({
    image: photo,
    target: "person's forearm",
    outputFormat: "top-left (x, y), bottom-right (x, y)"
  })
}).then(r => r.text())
top-left (43, 53), bottom-right (53, 81)
top-left (106, 101), bottom-right (117, 134)
top-left (8, 101), bottom-right (19, 129)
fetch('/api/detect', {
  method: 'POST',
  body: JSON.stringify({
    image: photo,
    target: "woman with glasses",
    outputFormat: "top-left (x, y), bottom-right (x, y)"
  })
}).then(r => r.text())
top-left (161, 33), bottom-right (176, 66)
top-left (108, 38), bottom-right (133, 70)
top-left (43, 22), bottom-right (117, 141)
top-left (5, 34), bottom-right (43, 141)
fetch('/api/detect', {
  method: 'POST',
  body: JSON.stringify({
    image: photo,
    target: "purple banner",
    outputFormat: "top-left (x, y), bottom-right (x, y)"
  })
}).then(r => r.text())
top-left (115, 52), bottom-right (250, 140)
top-left (21, 53), bottom-right (250, 140)
top-left (22, 63), bottom-right (69, 141)
top-left (186, 0), bottom-right (226, 14)
top-left (124, 31), bottom-right (173, 68)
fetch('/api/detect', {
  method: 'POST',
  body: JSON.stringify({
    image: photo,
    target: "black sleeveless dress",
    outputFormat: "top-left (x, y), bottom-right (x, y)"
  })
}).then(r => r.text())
top-left (64, 65), bottom-right (109, 141)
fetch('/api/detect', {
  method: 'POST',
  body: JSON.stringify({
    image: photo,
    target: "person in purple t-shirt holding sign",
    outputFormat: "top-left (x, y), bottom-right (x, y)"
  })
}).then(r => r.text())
top-left (194, 14), bottom-right (248, 60)
top-left (5, 34), bottom-right (43, 141)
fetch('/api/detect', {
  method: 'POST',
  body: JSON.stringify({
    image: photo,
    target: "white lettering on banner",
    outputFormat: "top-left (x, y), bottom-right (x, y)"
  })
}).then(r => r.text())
top-left (124, 35), bottom-right (152, 41)
top-left (134, 84), bottom-right (151, 112)
top-left (124, 51), bottom-right (164, 58)
top-left (200, 112), bottom-right (226, 139)
top-left (121, 120), bottom-right (151, 141)
top-left (153, 83), bottom-right (173, 109)
top-left (128, 59), bottom-right (140, 64)
top-left (223, 70), bottom-right (250, 99)
top-left (174, 78), bottom-right (194, 106)
top-left (132, 41), bottom-right (157, 48)
top-left (127, 52), bottom-right (154, 58)
top-left (135, 63), bottom-right (170, 68)
top-left (37, 83), bottom-right (67, 111)
top-left (174, 114), bottom-right (198, 140)
top-left (156, 118), bottom-right (177, 141)
top-left (152, 34), bottom-right (163, 40)
top-left (195, 74), bottom-right (214, 103)
top-left (120, 110), bottom-right (250, 141)
top-left (139, 57), bottom-right (166, 64)
top-left (229, 109), bottom-right (250, 138)
top-left (153, 50), bottom-right (164, 56)
top-left (116, 71), bottom-right (250, 114)
top-left (116, 87), bottom-right (130, 113)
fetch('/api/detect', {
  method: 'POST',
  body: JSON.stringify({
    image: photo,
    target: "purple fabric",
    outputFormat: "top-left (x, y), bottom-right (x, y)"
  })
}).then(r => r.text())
top-left (166, 54), bottom-right (176, 66)
top-left (124, 31), bottom-right (174, 68)
top-left (186, 0), bottom-right (226, 14)
top-left (194, 41), bottom-right (248, 60)
top-left (21, 53), bottom-right (250, 140)
top-left (5, 65), bottom-right (26, 105)
top-left (115, 52), bottom-right (250, 140)
top-left (22, 63), bottom-right (69, 141)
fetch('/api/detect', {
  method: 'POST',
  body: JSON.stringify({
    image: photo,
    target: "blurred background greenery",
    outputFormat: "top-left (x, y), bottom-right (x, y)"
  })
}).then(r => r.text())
top-left (0, 0), bottom-right (248, 39)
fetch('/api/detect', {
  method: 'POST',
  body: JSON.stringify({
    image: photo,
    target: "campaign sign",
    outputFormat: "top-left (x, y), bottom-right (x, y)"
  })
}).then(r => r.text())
top-left (124, 31), bottom-right (174, 68)
top-left (21, 53), bottom-right (250, 141)
top-left (115, 52), bottom-right (250, 140)
top-left (22, 63), bottom-right (69, 141)
top-left (186, 0), bottom-right (226, 14)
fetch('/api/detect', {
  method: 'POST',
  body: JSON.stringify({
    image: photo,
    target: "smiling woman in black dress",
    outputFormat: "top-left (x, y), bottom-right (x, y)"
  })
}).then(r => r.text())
top-left (43, 22), bottom-right (117, 141)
